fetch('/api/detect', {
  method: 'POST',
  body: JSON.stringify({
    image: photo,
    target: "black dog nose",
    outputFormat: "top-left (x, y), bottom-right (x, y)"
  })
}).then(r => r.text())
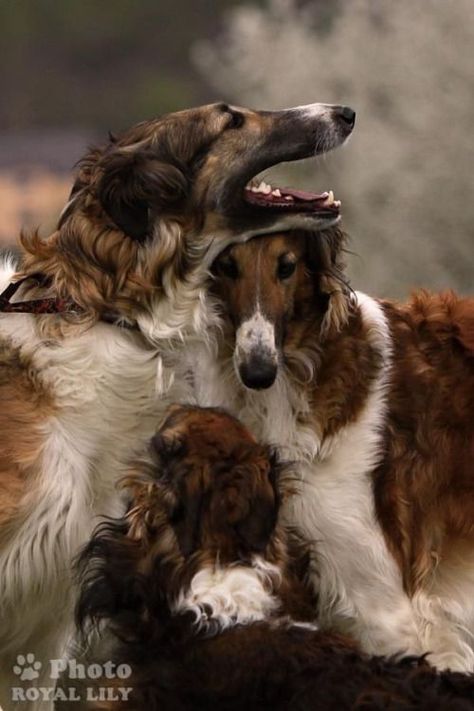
top-left (239, 359), bottom-right (277, 390)
top-left (336, 105), bottom-right (356, 128)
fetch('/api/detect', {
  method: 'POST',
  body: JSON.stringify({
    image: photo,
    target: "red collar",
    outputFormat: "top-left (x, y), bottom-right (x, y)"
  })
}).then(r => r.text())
top-left (0, 274), bottom-right (82, 316)
top-left (0, 275), bottom-right (137, 330)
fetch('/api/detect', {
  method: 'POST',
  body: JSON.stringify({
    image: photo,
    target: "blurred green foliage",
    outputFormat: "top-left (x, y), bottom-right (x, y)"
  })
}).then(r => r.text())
top-left (0, 0), bottom-right (246, 130)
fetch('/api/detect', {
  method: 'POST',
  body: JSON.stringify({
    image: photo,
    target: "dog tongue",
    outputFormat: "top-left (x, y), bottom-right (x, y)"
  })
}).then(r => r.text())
top-left (283, 188), bottom-right (329, 202)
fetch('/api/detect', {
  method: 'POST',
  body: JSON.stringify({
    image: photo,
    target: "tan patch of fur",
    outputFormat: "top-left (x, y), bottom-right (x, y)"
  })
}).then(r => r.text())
top-left (0, 338), bottom-right (56, 539)
top-left (19, 223), bottom-right (166, 328)
top-left (305, 313), bottom-right (381, 441)
top-left (373, 291), bottom-right (474, 595)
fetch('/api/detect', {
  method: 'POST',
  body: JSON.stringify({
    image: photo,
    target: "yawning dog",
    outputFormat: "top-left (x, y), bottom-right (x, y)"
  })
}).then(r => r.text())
top-left (75, 405), bottom-right (474, 711)
top-left (0, 102), bottom-right (354, 708)
top-left (187, 229), bottom-right (474, 672)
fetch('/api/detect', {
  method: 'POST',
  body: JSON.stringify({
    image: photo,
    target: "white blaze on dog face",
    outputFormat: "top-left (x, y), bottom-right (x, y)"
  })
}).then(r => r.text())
top-left (212, 233), bottom-right (309, 391)
top-left (234, 309), bottom-right (279, 390)
top-left (232, 239), bottom-right (282, 390)
top-left (294, 103), bottom-right (355, 154)
top-left (235, 310), bottom-right (277, 358)
top-left (211, 227), bottom-right (353, 393)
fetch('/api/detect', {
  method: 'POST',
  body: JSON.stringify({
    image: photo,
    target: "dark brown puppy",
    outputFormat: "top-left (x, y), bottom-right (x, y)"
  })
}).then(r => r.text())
top-left (76, 405), bottom-right (474, 711)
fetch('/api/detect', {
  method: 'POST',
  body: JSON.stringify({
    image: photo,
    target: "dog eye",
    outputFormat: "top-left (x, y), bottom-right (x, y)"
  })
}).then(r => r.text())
top-left (227, 111), bottom-right (244, 130)
top-left (277, 258), bottom-right (297, 280)
top-left (216, 256), bottom-right (239, 279)
top-left (217, 104), bottom-right (244, 130)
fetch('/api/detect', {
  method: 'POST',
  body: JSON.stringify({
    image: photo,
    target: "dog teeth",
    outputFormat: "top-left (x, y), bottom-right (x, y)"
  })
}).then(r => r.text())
top-left (247, 181), bottom-right (275, 195)
top-left (246, 183), bottom-right (339, 206)
top-left (322, 190), bottom-right (335, 206)
top-left (250, 180), bottom-right (272, 194)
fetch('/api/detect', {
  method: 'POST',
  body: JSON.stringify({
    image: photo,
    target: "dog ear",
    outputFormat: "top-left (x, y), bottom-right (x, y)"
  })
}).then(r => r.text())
top-left (75, 519), bottom-right (147, 637)
top-left (306, 228), bottom-right (351, 337)
top-left (234, 493), bottom-right (277, 552)
top-left (97, 149), bottom-right (189, 242)
top-left (222, 462), bottom-right (277, 552)
top-left (150, 431), bottom-right (201, 556)
top-left (151, 431), bottom-right (186, 463)
top-left (174, 490), bottom-right (204, 558)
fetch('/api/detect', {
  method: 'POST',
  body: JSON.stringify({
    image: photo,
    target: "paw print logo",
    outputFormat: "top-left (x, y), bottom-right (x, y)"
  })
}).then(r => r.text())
top-left (13, 654), bottom-right (42, 681)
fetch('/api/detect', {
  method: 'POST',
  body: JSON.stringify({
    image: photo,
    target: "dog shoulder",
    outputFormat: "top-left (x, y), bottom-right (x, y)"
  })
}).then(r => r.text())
top-left (450, 295), bottom-right (474, 355)
top-left (384, 290), bottom-right (474, 360)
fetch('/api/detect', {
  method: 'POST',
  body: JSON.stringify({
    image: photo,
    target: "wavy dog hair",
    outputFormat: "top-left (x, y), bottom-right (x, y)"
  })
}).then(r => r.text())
top-left (209, 227), bottom-right (354, 395)
top-left (207, 227), bottom-right (474, 673)
top-left (76, 404), bottom-right (298, 644)
top-left (0, 101), bottom-right (357, 704)
top-left (19, 130), bottom-right (198, 330)
top-left (73, 406), bottom-right (474, 711)
top-left (16, 102), bottom-right (354, 338)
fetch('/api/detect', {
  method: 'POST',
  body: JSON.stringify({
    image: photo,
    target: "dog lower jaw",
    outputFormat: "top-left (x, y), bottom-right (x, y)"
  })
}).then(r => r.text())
top-left (251, 211), bottom-right (342, 236)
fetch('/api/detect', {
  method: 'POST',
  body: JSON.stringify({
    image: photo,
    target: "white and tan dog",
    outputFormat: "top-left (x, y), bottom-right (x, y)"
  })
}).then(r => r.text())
top-left (195, 229), bottom-right (474, 673)
top-left (0, 101), bottom-right (354, 708)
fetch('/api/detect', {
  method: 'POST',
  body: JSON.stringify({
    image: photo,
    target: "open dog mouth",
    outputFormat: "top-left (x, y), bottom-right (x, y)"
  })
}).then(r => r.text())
top-left (244, 180), bottom-right (341, 217)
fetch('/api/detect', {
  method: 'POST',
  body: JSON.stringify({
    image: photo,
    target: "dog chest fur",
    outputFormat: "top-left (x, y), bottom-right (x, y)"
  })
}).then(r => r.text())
top-left (190, 294), bottom-right (425, 659)
top-left (195, 276), bottom-right (474, 671)
top-left (0, 262), bottom-right (167, 656)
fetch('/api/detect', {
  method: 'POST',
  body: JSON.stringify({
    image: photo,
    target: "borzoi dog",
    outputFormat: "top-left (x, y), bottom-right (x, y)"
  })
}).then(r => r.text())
top-left (0, 102), bottom-right (354, 707)
top-left (190, 228), bottom-right (474, 672)
top-left (75, 405), bottom-right (474, 710)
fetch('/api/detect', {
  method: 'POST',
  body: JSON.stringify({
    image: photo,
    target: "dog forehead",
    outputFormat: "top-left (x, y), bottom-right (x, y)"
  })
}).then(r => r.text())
top-left (113, 103), bottom-right (230, 152)
top-left (230, 232), bottom-right (306, 265)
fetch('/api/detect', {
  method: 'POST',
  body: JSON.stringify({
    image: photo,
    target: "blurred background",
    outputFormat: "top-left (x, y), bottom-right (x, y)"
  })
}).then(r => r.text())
top-left (1, 0), bottom-right (472, 296)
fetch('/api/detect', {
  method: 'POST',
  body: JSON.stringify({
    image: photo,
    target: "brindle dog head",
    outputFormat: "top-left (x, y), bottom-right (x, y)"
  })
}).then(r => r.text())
top-left (19, 102), bottom-right (354, 333)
